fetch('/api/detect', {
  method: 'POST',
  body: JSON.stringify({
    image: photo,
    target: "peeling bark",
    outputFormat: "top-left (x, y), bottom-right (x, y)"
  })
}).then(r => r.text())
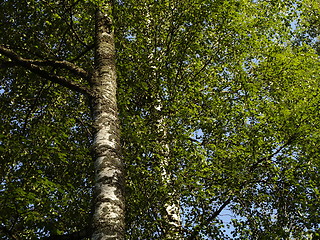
top-left (91, 4), bottom-right (125, 240)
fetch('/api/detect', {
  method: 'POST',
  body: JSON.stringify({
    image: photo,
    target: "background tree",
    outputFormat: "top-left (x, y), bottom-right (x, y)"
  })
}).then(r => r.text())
top-left (1, 0), bottom-right (320, 239)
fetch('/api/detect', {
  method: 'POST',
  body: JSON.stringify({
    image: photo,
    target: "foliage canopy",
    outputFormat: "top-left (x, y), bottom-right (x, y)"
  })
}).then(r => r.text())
top-left (1, 0), bottom-right (320, 239)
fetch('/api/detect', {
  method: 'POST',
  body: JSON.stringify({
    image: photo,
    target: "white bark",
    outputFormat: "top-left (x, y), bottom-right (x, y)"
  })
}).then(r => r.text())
top-left (91, 5), bottom-right (125, 240)
top-left (156, 103), bottom-right (182, 239)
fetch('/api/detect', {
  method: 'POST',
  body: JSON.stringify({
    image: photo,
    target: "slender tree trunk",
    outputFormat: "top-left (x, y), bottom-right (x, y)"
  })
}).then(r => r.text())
top-left (140, 7), bottom-right (181, 237)
top-left (91, 4), bottom-right (125, 240)
top-left (155, 104), bottom-right (182, 239)
top-left (162, 161), bottom-right (182, 240)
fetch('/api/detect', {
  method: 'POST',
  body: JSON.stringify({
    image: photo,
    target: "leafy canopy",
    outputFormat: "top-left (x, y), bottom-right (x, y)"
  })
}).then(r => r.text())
top-left (1, 0), bottom-right (320, 239)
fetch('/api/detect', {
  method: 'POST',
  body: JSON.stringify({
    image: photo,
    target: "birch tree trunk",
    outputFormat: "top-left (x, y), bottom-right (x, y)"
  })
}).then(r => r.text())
top-left (155, 104), bottom-right (182, 239)
top-left (161, 156), bottom-right (182, 240)
top-left (91, 4), bottom-right (125, 240)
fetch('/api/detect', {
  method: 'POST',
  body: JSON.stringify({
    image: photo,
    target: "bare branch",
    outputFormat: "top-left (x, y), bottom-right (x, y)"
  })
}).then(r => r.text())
top-left (0, 46), bottom-right (92, 96)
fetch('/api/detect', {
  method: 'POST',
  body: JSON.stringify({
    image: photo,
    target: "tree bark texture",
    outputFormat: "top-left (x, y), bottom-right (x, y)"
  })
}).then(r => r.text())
top-left (91, 5), bottom-right (125, 240)
top-left (155, 104), bottom-right (182, 240)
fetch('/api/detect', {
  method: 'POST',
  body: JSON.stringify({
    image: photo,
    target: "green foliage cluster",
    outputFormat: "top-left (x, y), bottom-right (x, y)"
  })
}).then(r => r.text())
top-left (0, 75), bottom-right (93, 238)
top-left (0, 1), bottom-right (94, 238)
top-left (1, 0), bottom-right (320, 239)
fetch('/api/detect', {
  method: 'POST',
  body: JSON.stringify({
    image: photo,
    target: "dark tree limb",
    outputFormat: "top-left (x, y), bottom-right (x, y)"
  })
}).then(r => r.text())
top-left (0, 46), bottom-right (92, 96)
top-left (0, 45), bottom-right (90, 80)
top-left (29, 59), bottom-right (90, 80)
top-left (248, 134), bottom-right (297, 172)
top-left (187, 197), bottom-right (232, 240)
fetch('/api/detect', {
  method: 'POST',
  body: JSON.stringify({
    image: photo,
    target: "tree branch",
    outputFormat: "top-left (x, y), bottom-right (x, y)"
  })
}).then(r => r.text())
top-left (248, 135), bottom-right (297, 172)
top-left (0, 46), bottom-right (92, 96)
top-left (0, 45), bottom-right (90, 79)
top-left (29, 59), bottom-right (90, 80)
top-left (187, 197), bottom-right (232, 240)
